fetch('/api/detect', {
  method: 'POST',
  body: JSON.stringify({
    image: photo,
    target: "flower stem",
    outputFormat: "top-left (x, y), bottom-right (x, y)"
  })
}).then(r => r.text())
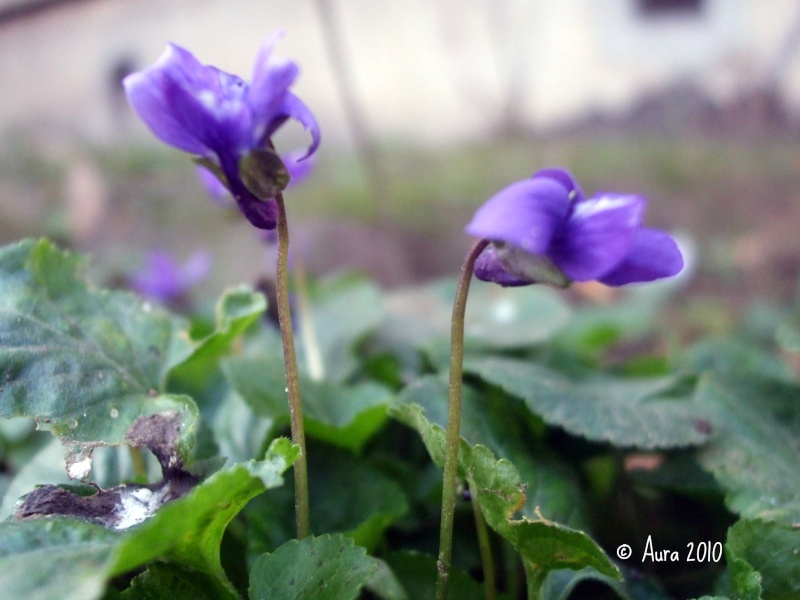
top-left (128, 446), bottom-right (147, 482)
top-left (275, 191), bottom-right (310, 539)
top-left (293, 258), bottom-right (325, 381)
top-left (436, 238), bottom-right (489, 600)
top-left (470, 489), bottom-right (496, 600)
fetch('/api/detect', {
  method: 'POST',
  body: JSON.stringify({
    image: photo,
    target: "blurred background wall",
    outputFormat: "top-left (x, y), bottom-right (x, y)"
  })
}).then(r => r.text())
top-left (1, 0), bottom-right (800, 146)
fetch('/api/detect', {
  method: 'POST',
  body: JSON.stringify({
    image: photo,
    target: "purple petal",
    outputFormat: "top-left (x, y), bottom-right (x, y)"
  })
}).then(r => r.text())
top-left (249, 32), bottom-right (301, 144)
top-left (598, 228), bottom-right (684, 286)
top-left (235, 195), bottom-right (279, 230)
top-left (548, 193), bottom-right (645, 281)
top-left (532, 168), bottom-right (585, 202)
top-left (125, 44), bottom-right (252, 157)
top-left (178, 251), bottom-right (212, 288)
top-left (124, 45), bottom-right (211, 155)
top-left (473, 245), bottom-right (532, 287)
top-left (269, 92), bottom-right (321, 159)
top-left (465, 178), bottom-right (570, 254)
top-left (129, 250), bottom-right (209, 301)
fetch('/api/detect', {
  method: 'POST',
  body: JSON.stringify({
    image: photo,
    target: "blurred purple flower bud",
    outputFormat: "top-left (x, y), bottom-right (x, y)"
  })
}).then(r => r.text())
top-left (129, 250), bottom-right (211, 302)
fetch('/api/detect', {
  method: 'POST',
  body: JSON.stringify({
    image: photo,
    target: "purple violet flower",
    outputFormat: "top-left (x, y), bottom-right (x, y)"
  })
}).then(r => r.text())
top-left (124, 31), bottom-right (320, 229)
top-left (465, 168), bottom-right (683, 287)
top-left (130, 250), bottom-right (211, 302)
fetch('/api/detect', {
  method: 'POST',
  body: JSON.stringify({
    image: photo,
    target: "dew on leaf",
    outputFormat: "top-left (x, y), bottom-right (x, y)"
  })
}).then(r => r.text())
top-left (110, 408), bottom-right (119, 419)
top-left (66, 418), bottom-right (78, 429)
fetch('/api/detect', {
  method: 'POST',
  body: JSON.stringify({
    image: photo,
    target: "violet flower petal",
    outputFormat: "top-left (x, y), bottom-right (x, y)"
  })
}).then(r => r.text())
top-left (130, 250), bottom-right (210, 301)
top-left (532, 168), bottom-right (585, 202)
top-left (598, 228), bottom-right (684, 286)
top-left (465, 178), bottom-right (571, 255)
top-left (235, 195), bottom-right (279, 230)
top-left (123, 45), bottom-right (212, 155)
top-left (249, 32), bottom-right (301, 144)
top-left (548, 193), bottom-right (645, 281)
top-left (271, 92), bottom-right (321, 159)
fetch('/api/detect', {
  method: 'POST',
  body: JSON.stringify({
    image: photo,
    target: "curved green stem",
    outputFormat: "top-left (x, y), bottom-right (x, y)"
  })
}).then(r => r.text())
top-left (470, 489), bottom-right (496, 600)
top-left (436, 239), bottom-right (489, 600)
top-left (275, 191), bottom-right (311, 539)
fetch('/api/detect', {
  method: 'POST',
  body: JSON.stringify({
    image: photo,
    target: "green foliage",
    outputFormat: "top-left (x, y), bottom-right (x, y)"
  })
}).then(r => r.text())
top-left (0, 239), bottom-right (198, 477)
top-left (1, 237), bottom-right (798, 599)
top-left (694, 374), bottom-right (800, 524)
top-left (463, 356), bottom-right (709, 449)
top-left (726, 520), bottom-right (800, 600)
top-left (249, 533), bottom-right (378, 600)
top-left (389, 402), bottom-right (621, 595)
top-left (0, 439), bottom-right (298, 599)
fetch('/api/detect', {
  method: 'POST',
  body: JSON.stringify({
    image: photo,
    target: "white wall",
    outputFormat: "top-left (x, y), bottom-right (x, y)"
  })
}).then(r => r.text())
top-left (0, 0), bottom-right (798, 147)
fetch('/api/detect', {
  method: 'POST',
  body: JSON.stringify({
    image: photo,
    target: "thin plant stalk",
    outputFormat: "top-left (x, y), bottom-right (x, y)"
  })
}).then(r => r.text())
top-left (128, 446), bottom-right (147, 481)
top-left (275, 191), bottom-right (311, 539)
top-left (293, 258), bottom-right (325, 381)
top-left (436, 238), bottom-right (489, 600)
top-left (470, 489), bottom-right (496, 600)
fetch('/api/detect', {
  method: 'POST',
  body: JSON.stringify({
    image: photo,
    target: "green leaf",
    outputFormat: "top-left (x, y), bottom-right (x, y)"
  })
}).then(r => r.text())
top-left (166, 286), bottom-right (266, 396)
top-left (727, 519), bottom-right (800, 599)
top-left (362, 558), bottom-right (409, 600)
top-left (680, 337), bottom-right (792, 382)
top-left (249, 533), bottom-right (378, 600)
top-left (120, 563), bottom-right (224, 599)
top-left (554, 276), bottom-right (684, 353)
top-left (0, 516), bottom-right (118, 600)
top-left (396, 376), bottom-right (589, 528)
top-left (540, 567), bottom-right (628, 600)
top-left (727, 554), bottom-right (763, 600)
top-left (388, 402), bottom-right (620, 594)
top-left (0, 438), bottom-right (298, 599)
top-left (0, 239), bottom-right (197, 477)
top-left (224, 354), bottom-right (390, 452)
top-left (0, 436), bottom-right (68, 519)
top-left (308, 446), bottom-right (409, 551)
top-left (109, 439), bottom-right (299, 589)
top-left (695, 374), bottom-right (800, 524)
top-left (776, 322), bottom-right (800, 354)
top-left (247, 443), bottom-right (409, 554)
top-left (298, 276), bottom-right (385, 382)
top-left (383, 551), bottom-right (487, 600)
top-left (383, 277), bottom-right (569, 350)
top-left (463, 356), bottom-right (710, 449)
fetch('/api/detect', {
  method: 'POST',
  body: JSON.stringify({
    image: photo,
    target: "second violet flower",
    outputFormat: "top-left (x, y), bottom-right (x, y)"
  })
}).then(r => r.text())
top-left (466, 168), bottom-right (684, 287)
top-left (124, 32), bottom-right (320, 230)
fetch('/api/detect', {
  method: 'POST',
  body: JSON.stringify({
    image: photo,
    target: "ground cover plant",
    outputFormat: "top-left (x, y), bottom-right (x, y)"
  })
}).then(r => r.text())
top-left (1, 28), bottom-right (799, 600)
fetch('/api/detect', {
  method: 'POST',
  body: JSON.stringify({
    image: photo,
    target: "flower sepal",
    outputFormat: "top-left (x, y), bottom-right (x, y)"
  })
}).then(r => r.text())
top-left (193, 157), bottom-right (229, 192)
top-left (495, 243), bottom-right (570, 288)
top-left (239, 147), bottom-right (291, 200)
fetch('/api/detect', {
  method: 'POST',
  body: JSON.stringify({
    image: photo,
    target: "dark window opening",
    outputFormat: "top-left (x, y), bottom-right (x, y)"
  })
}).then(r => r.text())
top-left (637, 0), bottom-right (704, 17)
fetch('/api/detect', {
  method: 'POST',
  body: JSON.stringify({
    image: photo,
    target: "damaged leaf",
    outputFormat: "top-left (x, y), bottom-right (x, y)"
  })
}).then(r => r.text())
top-left (0, 438), bottom-right (299, 600)
top-left (15, 411), bottom-right (199, 529)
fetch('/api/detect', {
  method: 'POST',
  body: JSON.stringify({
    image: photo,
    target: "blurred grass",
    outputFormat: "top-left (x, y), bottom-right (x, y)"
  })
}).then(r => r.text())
top-left (2, 132), bottom-right (800, 307)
